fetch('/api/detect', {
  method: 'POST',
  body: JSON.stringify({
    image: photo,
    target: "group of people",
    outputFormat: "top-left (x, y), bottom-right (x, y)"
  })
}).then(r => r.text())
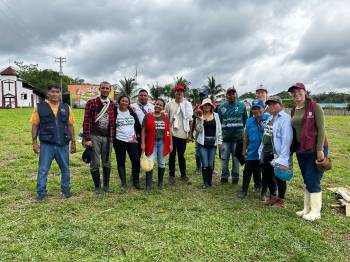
top-left (31, 81), bottom-right (328, 221)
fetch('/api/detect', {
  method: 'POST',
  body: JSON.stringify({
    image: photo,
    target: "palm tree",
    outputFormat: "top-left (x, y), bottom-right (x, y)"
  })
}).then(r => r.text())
top-left (174, 76), bottom-right (191, 89)
top-left (118, 77), bottom-right (138, 99)
top-left (188, 88), bottom-right (200, 104)
top-left (149, 83), bottom-right (164, 100)
top-left (203, 76), bottom-right (224, 101)
top-left (163, 83), bottom-right (174, 100)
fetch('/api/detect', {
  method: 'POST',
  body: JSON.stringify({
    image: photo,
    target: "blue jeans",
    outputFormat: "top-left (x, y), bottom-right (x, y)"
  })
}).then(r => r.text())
top-left (220, 142), bottom-right (240, 181)
top-left (37, 142), bottom-right (70, 197)
top-left (150, 139), bottom-right (166, 168)
top-left (199, 145), bottom-right (216, 168)
top-left (296, 150), bottom-right (323, 193)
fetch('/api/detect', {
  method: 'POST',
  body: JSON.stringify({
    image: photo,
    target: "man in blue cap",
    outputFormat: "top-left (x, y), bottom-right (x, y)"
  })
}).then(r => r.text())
top-left (239, 99), bottom-right (269, 198)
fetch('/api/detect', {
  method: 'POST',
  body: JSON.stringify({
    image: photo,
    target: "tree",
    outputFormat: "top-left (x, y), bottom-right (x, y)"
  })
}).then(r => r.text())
top-left (14, 61), bottom-right (78, 93)
top-left (239, 92), bottom-right (256, 100)
top-left (163, 83), bottom-right (174, 100)
top-left (203, 76), bottom-right (224, 101)
top-left (149, 83), bottom-right (163, 100)
top-left (188, 88), bottom-right (200, 104)
top-left (118, 77), bottom-right (138, 98)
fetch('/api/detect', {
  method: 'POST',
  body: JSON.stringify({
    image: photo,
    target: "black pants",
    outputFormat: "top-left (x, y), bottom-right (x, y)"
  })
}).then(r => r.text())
top-left (169, 136), bottom-right (187, 177)
top-left (262, 154), bottom-right (286, 199)
top-left (113, 139), bottom-right (140, 183)
top-left (242, 160), bottom-right (261, 192)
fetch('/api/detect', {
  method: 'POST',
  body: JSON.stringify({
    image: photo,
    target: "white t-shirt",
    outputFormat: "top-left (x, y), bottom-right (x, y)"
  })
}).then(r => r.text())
top-left (131, 102), bottom-right (154, 124)
top-left (116, 109), bottom-right (137, 143)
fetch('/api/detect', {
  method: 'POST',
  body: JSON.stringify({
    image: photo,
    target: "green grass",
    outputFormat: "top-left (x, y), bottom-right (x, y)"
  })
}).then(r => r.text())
top-left (0, 108), bottom-right (349, 261)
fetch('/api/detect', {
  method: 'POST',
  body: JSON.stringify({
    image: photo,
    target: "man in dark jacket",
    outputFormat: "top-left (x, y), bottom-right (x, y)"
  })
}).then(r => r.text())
top-left (31, 84), bottom-right (76, 200)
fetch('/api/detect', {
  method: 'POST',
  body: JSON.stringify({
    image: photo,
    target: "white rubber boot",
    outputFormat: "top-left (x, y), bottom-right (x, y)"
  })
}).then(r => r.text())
top-left (296, 189), bottom-right (310, 217)
top-left (302, 192), bottom-right (322, 221)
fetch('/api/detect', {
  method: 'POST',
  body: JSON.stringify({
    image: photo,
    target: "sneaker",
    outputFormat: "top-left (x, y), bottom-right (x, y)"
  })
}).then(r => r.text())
top-left (35, 194), bottom-right (47, 201)
top-left (121, 184), bottom-right (128, 191)
top-left (252, 187), bottom-right (261, 193)
top-left (272, 198), bottom-right (285, 208)
top-left (238, 191), bottom-right (247, 199)
top-left (202, 183), bottom-right (209, 189)
top-left (169, 176), bottom-right (175, 185)
top-left (95, 187), bottom-right (102, 194)
top-left (180, 176), bottom-right (192, 185)
top-left (62, 191), bottom-right (72, 198)
top-left (103, 187), bottom-right (113, 193)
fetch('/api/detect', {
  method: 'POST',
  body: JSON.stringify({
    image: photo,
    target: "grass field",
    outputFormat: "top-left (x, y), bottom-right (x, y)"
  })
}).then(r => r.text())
top-left (0, 108), bottom-right (349, 262)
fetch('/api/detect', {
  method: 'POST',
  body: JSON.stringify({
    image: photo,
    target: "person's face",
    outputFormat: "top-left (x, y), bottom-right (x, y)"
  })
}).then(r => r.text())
top-left (202, 104), bottom-right (212, 113)
top-left (252, 107), bottom-right (264, 118)
top-left (138, 91), bottom-right (148, 105)
top-left (47, 88), bottom-right (61, 102)
top-left (291, 88), bottom-right (306, 104)
top-left (268, 102), bottom-right (282, 115)
top-left (175, 89), bottom-right (184, 99)
top-left (256, 90), bottom-right (267, 101)
top-left (226, 91), bottom-right (236, 102)
top-left (154, 100), bottom-right (164, 113)
top-left (99, 84), bottom-right (111, 98)
top-left (119, 97), bottom-right (130, 110)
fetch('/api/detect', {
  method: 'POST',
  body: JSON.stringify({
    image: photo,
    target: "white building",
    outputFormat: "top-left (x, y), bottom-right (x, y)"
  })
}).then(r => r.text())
top-left (0, 66), bottom-right (42, 108)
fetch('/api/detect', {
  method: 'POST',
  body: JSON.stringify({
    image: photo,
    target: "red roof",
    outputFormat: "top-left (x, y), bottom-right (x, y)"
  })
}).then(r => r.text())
top-left (0, 66), bottom-right (17, 76)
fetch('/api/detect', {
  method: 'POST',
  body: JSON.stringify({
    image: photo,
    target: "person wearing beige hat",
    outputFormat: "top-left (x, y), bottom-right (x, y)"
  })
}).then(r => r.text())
top-left (195, 98), bottom-right (222, 188)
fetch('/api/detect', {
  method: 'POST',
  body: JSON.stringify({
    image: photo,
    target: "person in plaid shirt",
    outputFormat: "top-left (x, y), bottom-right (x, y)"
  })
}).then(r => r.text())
top-left (83, 81), bottom-right (115, 194)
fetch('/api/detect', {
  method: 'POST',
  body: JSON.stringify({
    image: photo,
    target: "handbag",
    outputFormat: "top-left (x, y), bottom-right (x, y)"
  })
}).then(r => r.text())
top-left (140, 152), bottom-right (154, 172)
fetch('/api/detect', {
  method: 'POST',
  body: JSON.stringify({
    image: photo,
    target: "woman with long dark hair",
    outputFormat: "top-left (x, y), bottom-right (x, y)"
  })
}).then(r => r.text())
top-left (141, 99), bottom-right (172, 192)
top-left (114, 95), bottom-right (142, 190)
top-left (289, 83), bottom-right (327, 221)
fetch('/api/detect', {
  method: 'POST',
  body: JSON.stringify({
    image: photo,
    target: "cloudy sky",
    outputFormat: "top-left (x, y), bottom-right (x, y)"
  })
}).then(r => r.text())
top-left (1, 0), bottom-right (350, 94)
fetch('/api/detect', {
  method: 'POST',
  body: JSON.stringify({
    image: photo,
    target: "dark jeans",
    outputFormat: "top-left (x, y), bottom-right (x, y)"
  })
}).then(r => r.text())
top-left (242, 160), bottom-right (261, 192)
top-left (169, 136), bottom-right (187, 177)
top-left (261, 154), bottom-right (287, 199)
top-left (113, 139), bottom-right (140, 183)
top-left (296, 150), bottom-right (323, 193)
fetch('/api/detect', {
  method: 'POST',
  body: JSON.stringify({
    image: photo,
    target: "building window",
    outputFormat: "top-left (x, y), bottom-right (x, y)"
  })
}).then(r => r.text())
top-left (21, 93), bottom-right (28, 100)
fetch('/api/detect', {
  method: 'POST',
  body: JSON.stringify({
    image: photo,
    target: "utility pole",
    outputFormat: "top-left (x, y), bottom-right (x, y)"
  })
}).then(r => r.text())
top-left (55, 57), bottom-right (66, 95)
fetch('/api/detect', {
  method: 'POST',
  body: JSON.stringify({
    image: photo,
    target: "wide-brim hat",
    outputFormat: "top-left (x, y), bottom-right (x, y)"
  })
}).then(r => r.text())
top-left (200, 98), bottom-right (215, 109)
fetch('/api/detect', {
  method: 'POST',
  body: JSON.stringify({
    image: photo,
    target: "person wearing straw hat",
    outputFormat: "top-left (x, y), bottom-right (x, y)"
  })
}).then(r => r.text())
top-left (141, 99), bottom-right (173, 192)
top-left (195, 98), bottom-right (222, 188)
top-left (289, 82), bottom-right (327, 221)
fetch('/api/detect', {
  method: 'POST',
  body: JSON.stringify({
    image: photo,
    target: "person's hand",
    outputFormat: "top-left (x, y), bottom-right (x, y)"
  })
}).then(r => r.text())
top-left (141, 143), bottom-right (145, 152)
top-left (219, 144), bottom-right (224, 150)
top-left (83, 140), bottom-right (92, 148)
top-left (195, 109), bottom-right (203, 118)
top-left (33, 141), bottom-right (40, 154)
top-left (70, 141), bottom-right (77, 154)
top-left (187, 134), bottom-right (193, 143)
top-left (131, 106), bottom-right (137, 113)
top-left (317, 150), bottom-right (324, 162)
top-left (169, 144), bottom-right (173, 153)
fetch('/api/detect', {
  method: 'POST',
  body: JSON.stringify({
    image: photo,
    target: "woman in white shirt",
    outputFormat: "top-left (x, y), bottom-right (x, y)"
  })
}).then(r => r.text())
top-left (113, 95), bottom-right (142, 190)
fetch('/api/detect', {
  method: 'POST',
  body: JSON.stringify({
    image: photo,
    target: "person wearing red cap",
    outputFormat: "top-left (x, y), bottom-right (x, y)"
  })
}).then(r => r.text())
top-left (165, 84), bottom-right (194, 185)
top-left (289, 82), bottom-right (327, 221)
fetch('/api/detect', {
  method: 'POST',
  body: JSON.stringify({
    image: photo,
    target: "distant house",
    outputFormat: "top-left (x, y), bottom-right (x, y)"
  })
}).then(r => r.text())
top-left (0, 66), bottom-right (43, 108)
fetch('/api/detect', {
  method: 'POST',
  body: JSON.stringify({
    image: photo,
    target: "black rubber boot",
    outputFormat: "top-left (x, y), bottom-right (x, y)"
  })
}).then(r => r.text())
top-left (103, 167), bottom-right (112, 193)
top-left (146, 170), bottom-right (153, 193)
top-left (118, 166), bottom-right (128, 191)
top-left (207, 166), bottom-right (213, 187)
top-left (202, 167), bottom-right (209, 189)
top-left (91, 170), bottom-right (101, 194)
top-left (158, 167), bottom-right (165, 190)
top-left (132, 168), bottom-right (143, 190)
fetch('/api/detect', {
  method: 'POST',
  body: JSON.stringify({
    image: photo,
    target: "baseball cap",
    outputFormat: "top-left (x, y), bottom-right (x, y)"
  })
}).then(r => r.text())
top-left (255, 84), bottom-right (267, 93)
top-left (266, 96), bottom-right (283, 105)
top-left (174, 84), bottom-right (185, 91)
top-left (288, 82), bottom-right (306, 92)
top-left (226, 86), bottom-right (236, 94)
top-left (251, 99), bottom-right (265, 109)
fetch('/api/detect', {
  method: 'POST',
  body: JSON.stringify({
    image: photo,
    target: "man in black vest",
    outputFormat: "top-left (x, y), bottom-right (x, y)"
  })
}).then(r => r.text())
top-left (31, 84), bottom-right (76, 201)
